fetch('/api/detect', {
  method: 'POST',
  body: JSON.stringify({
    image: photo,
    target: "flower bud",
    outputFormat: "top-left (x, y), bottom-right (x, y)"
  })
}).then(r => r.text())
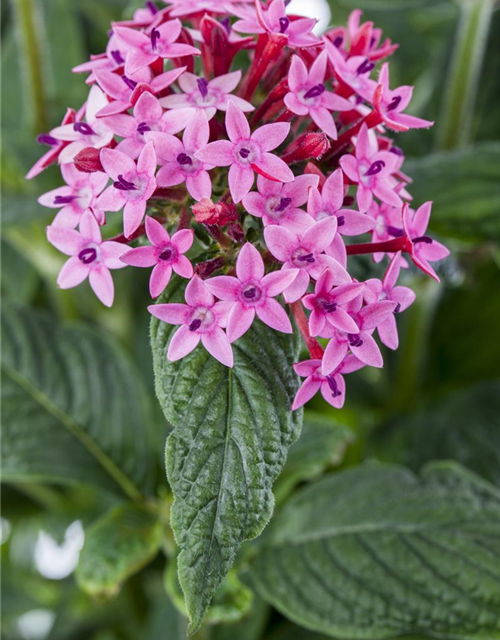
top-left (192, 198), bottom-right (238, 227)
top-left (282, 132), bottom-right (331, 165)
top-left (74, 147), bottom-right (104, 173)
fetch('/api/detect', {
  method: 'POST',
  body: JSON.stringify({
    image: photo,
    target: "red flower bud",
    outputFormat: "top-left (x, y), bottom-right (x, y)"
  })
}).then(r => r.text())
top-left (74, 147), bottom-right (104, 173)
top-left (192, 198), bottom-right (238, 227)
top-left (195, 257), bottom-right (226, 279)
top-left (282, 132), bottom-right (331, 165)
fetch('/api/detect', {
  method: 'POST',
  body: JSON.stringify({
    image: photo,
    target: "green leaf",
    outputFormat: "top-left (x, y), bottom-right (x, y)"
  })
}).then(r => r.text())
top-left (250, 462), bottom-right (500, 639)
top-left (1, 238), bottom-right (40, 302)
top-left (76, 503), bottom-right (162, 599)
top-left (1, 303), bottom-right (156, 498)
top-left (405, 143), bottom-right (500, 242)
top-left (150, 276), bottom-right (303, 633)
top-left (274, 413), bottom-right (355, 502)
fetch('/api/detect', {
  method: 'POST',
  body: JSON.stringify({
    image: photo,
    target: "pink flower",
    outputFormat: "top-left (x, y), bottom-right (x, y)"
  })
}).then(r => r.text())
top-left (242, 174), bottom-right (318, 231)
top-left (402, 202), bottom-right (449, 282)
top-left (160, 70), bottom-right (253, 120)
top-left (364, 252), bottom-right (416, 349)
top-left (284, 52), bottom-right (352, 139)
top-left (147, 111), bottom-right (213, 201)
top-left (195, 100), bottom-right (293, 203)
top-left (339, 124), bottom-right (402, 212)
top-left (204, 243), bottom-right (298, 342)
top-left (367, 201), bottom-right (407, 263)
top-left (72, 33), bottom-right (131, 79)
top-left (46, 210), bottom-right (127, 307)
top-left (102, 91), bottom-right (190, 159)
top-left (114, 20), bottom-right (200, 75)
top-left (121, 216), bottom-right (194, 298)
top-left (302, 269), bottom-right (365, 337)
top-left (96, 141), bottom-right (157, 238)
top-left (264, 217), bottom-right (350, 303)
top-left (38, 163), bottom-right (108, 228)
top-left (148, 275), bottom-right (233, 367)
top-left (292, 355), bottom-right (365, 410)
top-left (166, 0), bottom-right (252, 18)
top-left (345, 10), bottom-right (398, 61)
top-left (323, 37), bottom-right (375, 101)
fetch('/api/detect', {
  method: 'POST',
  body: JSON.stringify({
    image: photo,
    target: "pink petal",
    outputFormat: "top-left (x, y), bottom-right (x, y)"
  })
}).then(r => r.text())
top-left (236, 242), bottom-right (264, 282)
top-left (57, 256), bottom-right (90, 289)
top-left (377, 314), bottom-right (399, 350)
top-left (283, 174), bottom-right (319, 206)
top-left (137, 140), bottom-right (157, 175)
top-left (312, 255), bottom-right (350, 284)
top-left (186, 171), bottom-right (212, 201)
top-left (309, 309), bottom-right (326, 337)
top-left (126, 50), bottom-right (157, 76)
top-left (412, 201), bottom-right (432, 237)
top-left (195, 140), bottom-right (235, 166)
top-left (241, 192), bottom-right (265, 218)
top-left (79, 210), bottom-right (101, 243)
top-left (172, 255), bottom-right (193, 278)
top-left (351, 332), bottom-right (383, 368)
top-left (150, 263), bottom-right (172, 298)
top-left (156, 163), bottom-right (185, 188)
top-left (419, 240), bottom-right (449, 262)
top-left (146, 131), bottom-right (183, 163)
top-left (185, 275), bottom-right (214, 307)
top-left (113, 25), bottom-right (148, 48)
top-left (121, 245), bottom-right (158, 268)
top-left (209, 70), bottom-right (242, 93)
top-left (302, 216), bottom-right (337, 253)
top-left (47, 226), bottom-right (82, 256)
top-left (89, 266), bottom-right (114, 307)
top-left (100, 148), bottom-right (136, 181)
top-left (338, 209), bottom-right (375, 236)
top-left (251, 122), bottom-right (290, 152)
top-left (322, 168), bottom-right (344, 212)
top-left (359, 300), bottom-right (397, 330)
top-left (372, 182), bottom-right (403, 209)
top-left (256, 298), bottom-right (293, 333)
top-left (168, 324), bottom-right (201, 361)
top-left (311, 107), bottom-right (338, 140)
top-left (201, 327), bottom-right (234, 367)
top-left (149, 303), bottom-right (190, 324)
top-left (357, 183), bottom-right (373, 213)
top-left (225, 100), bottom-right (251, 144)
top-left (227, 302), bottom-right (255, 342)
top-left (355, 123), bottom-right (375, 160)
top-left (96, 186), bottom-right (126, 213)
top-left (253, 153), bottom-right (294, 183)
top-left (327, 308), bottom-right (359, 334)
top-left (309, 50), bottom-right (327, 85)
top-left (171, 229), bottom-right (193, 254)
top-left (102, 114), bottom-right (137, 138)
top-left (38, 186), bottom-right (72, 209)
top-left (262, 269), bottom-right (299, 296)
top-left (123, 200), bottom-right (146, 238)
top-left (322, 338), bottom-right (348, 375)
top-left (320, 375), bottom-right (346, 409)
top-left (229, 163), bottom-right (255, 203)
top-left (339, 155), bottom-right (359, 182)
top-left (205, 276), bottom-right (240, 301)
top-left (160, 108), bottom-right (196, 134)
top-left (283, 268), bottom-right (310, 303)
top-left (134, 91), bottom-right (162, 122)
top-left (331, 282), bottom-right (365, 305)
top-left (284, 92), bottom-right (310, 116)
top-left (288, 55), bottom-right (308, 92)
top-left (146, 216), bottom-right (170, 246)
top-left (264, 225), bottom-right (297, 262)
top-left (101, 241), bottom-right (127, 269)
top-left (292, 376), bottom-right (321, 410)
top-left (183, 110), bottom-right (210, 150)
top-left (294, 359), bottom-right (321, 377)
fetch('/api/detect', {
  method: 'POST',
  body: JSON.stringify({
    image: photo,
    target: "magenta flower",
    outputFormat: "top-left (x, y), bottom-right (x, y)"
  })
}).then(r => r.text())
top-left (302, 269), bottom-right (365, 337)
top-left (114, 20), bottom-right (200, 75)
top-left (160, 70), bottom-right (253, 121)
top-left (292, 355), bottom-right (365, 410)
top-left (402, 202), bottom-right (449, 282)
top-left (96, 141), bottom-right (157, 238)
top-left (102, 91), bottom-right (191, 159)
top-left (339, 124), bottom-right (402, 212)
top-left (367, 201), bottom-right (408, 263)
top-left (364, 253), bottom-right (416, 349)
top-left (345, 10), bottom-right (398, 61)
top-left (204, 243), bottom-right (298, 342)
top-left (147, 111), bottom-right (213, 201)
top-left (148, 275), bottom-right (233, 367)
top-left (38, 163), bottom-right (108, 228)
top-left (264, 217), bottom-right (350, 303)
top-left (121, 216), bottom-right (194, 298)
top-left (323, 37), bottom-right (375, 101)
top-left (284, 52), bottom-right (351, 139)
top-left (195, 100), bottom-right (293, 203)
top-left (242, 174), bottom-right (318, 231)
top-left (46, 210), bottom-right (127, 307)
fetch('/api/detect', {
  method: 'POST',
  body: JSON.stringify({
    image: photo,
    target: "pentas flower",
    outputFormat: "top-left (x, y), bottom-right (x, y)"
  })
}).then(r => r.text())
top-left (147, 111), bottom-right (213, 201)
top-left (364, 252), bottom-right (416, 349)
top-left (402, 202), bottom-right (449, 282)
top-left (204, 243), bottom-right (298, 342)
top-left (73, 33), bottom-right (131, 79)
top-left (292, 355), bottom-right (365, 410)
top-left (46, 210), bottom-right (127, 307)
top-left (149, 276), bottom-right (233, 367)
top-left (114, 20), bottom-right (200, 76)
top-left (195, 100), bottom-right (293, 203)
top-left (284, 52), bottom-right (352, 139)
top-left (264, 217), bottom-right (350, 303)
top-left (242, 174), bottom-right (318, 231)
top-left (367, 201), bottom-right (407, 263)
top-left (27, 108), bottom-right (79, 179)
top-left (38, 164), bottom-right (108, 228)
top-left (121, 216), bottom-right (194, 298)
top-left (345, 10), bottom-right (398, 61)
top-left (96, 141), bottom-right (157, 238)
top-left (323, 37), bottom-right (375, 100)
top-left (339, 124), bottom-right (403, 212)
top-left (160, 71), bottom-right (253, 120)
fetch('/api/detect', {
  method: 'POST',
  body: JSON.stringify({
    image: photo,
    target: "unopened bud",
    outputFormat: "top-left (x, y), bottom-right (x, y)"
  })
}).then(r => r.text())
top-left (282, 132), bottom-right (331, 165)
top-left (195, 257), bottom-right (226, 279)
top-left (74, 147), bottom-right (104, 173)
top-left (192, 198), bottom-right (238, 227)
top-left (227, 223), bottom-right (245, 243)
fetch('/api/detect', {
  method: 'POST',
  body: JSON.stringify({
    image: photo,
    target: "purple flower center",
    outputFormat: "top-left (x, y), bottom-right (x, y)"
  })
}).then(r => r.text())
top-left (54, 195), bottom-right (77, 205)
top-left (387, 95), bottom-right (402, 112)
top-left (111, 50), bottom-right (125, 65)
top-left (241, 283), bottom-right (263, 303)
top-left (122, 75), bottom-right (138, 91)
top-left (274, 197), bottom-right (292, 213)
top-left (239, 148), bottom-right (251, 159)
top-left (37, 134), bottom-right (58, 147)
top-left (113, 174), bottom-right (137, 191)
top-left (322, 301), bottom-right (337, 313)
top-left (146, 0), bottom-right (158, 14)
top-left (177, 152), bottom-right (193, 166)
top-left (348, 333), bottom-right (363, 348)
top-left (137, 122), bottom-right (151, 134)
top-left (279, 17), bottom-right (289, 33)
top-left (189, 318), bottom-right (202, 332)
top-left (297, 253), bottom-right (315, 263)
top-left (413, 235), bottom-right (433, 244)
top-left (304, 84), bottom-right (326, 100)
top-left (150, 28), bottom-right (161, 51)
top-left (365, 160), bottom-right (385, 176)
top-left (326, 375), bottom-right (342, 398)
top-left (333, 35), bottom-right (343, 48)
top-left (197, 78), bottom-right (209, 99)
top-left (387, 226), bottom-right (405, 238)
top-left (78, 247), bottom-right (97, 264)
top-left (356, 59), bottom-right (375, 76)
top-left (159, 247), bottom-right (173, 261)
top-left (243, 287), bottom-right (257, 299)
top-left (394, 303), bottom-right (401, 314)
top-left (337, 215), bottom-right (345, 227)
top-left (73, 122), bottom-right (95, 136)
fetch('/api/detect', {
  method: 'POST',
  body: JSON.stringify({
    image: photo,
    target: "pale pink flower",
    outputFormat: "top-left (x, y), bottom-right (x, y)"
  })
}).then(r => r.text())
top-left (195, 100), bottom-right (293, 203)
top-left (46, 210), bottom-right (127, 307)
top-left (96, 141), bottom-right (157, 238)
top-left (204, 243), bottom-right (298, 342)
top-left (149, 275), bottom-right (233, 367)
top-left (121, 216), bottom-right (194, 298)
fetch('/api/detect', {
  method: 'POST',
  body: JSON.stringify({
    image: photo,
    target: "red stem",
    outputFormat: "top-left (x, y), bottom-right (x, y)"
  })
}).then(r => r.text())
top-left (290, 302), bottom-right (325, 360)
top-left (346, 236), bottom-right (409, 256)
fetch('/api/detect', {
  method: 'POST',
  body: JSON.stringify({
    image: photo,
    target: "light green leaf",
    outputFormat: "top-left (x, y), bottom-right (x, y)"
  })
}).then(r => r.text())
top-left (405, 143), bottom-right (500, 242)
top-left (150, 276), bottom-right (302, 633)
top-left (251, 462), bottom-right (500, 639)
top-left (1, 303), bottom-right (156, 498)
top-left (76, 503), bottom-right (162, 599)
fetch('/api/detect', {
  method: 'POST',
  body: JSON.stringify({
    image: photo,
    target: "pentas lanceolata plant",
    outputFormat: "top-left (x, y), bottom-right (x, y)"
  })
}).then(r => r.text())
top-left (29, 0), bottom-right (449, 412)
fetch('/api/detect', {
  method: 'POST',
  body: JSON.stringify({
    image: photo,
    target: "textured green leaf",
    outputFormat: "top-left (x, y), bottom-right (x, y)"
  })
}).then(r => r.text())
top-left (251, 462), bottom-right (500, 640)
top-left (1, 303), bottom-right (156, 497)
top-left (405, 144), bottom-right (500, 242)
top-left (76, 503), bottom-right (162, 599)
top-left (150, 276), bottom-right (302, 633)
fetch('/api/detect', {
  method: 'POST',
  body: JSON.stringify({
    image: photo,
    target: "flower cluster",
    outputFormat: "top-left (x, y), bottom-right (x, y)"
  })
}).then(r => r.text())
top-left (30, 0), bottom-right (449, 411)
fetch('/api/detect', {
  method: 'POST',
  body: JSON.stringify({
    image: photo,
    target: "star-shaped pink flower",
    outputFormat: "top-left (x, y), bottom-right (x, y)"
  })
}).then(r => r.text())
top-left (195, 100), bottom-right (293, 203)
top-left (323, 37), bottom-right (375, 101)
top-left (402, 202), bottom-right (449, 282)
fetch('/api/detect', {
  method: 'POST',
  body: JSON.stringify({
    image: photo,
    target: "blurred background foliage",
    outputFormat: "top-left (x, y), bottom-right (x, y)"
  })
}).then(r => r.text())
top-left (1, 0), bottom-right (499, 638)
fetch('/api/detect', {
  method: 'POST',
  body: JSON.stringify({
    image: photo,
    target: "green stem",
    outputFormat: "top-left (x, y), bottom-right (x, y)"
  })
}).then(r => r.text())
top-left (437, 0), bottom-right (494, 150)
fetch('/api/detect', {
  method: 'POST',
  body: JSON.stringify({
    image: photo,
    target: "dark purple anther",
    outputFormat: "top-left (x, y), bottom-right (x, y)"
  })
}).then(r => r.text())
top-left (243, 287), bottom-right (257, 299)
top-left (356, 59), bottom-right (375, 76)
top-left (333, 35), bottom-right (343, 48)
top-left (279, 17), bottom-right (289, 33)
top-left (394, 303), bottom-right (401, 314)
top-left (37, 134), bottom-right (59, 147)
top-left (220, 17), bottom-right (231, 35)
top-left (239, 148), bottom-right (251, 159)
top-left (113, 174), bottom-right (137, 191)
top-left (413, 235), bottom-right (433, 244)
top-left (159, 247), bottom-right (173, 261)
top-left (387, 95), bottom-right (402, 112)
top-left (189, 318), bottom-right (202, 332)
top-left (177, 153), bottom-right (193, 166)
top-left (122, 75), bottom-right (138, 91)
top-left (387, 226), bottom-right (405, 238)
top-left (348, 333), bottom-right (364, 348)
top-left (326, 375), bottom-right (342, 398)
top-left (298, 253), bottom-right (315, 263)
top-left (137, 122), bottom-right (152, 134)
top-left (274, 197), bottom-right (292, 213)
top-left (197, 78), bottom-right (209, 99)
top-left (111, 50), bottom-right (125, 65)
top-left (150, 28), bottom-right (161, 51)
top-left (304, 83), bottom-right (326, 100)
top-left (74, 122), bottom-right (95, 136)
top-left (54, 195), bottom-right (77, 205)
top-left (389, 146), bottom-right (403, 156)
top-left (323, 301), bottom-right (337, 313)
top-left (337, 215), bottom-right (345, 227)
top-left (78, 247), bottom-right (97, 264)
top-left (146, 0), bottom-right (158, 14)
top-left (365, 160), bottom-right (385, 176)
